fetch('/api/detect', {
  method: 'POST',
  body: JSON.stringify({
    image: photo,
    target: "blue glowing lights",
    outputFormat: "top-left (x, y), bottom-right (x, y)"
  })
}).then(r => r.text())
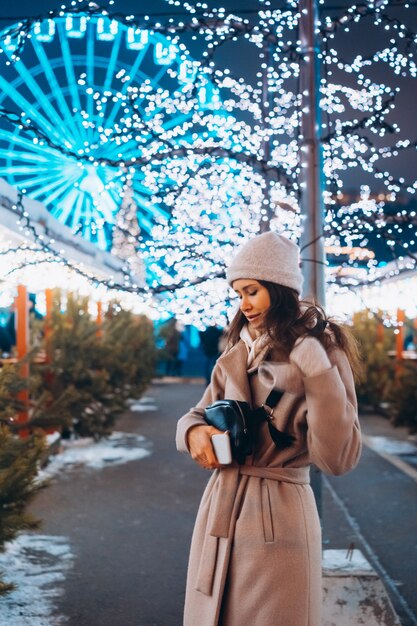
top-left (0, 13), bottom-right (225, 250)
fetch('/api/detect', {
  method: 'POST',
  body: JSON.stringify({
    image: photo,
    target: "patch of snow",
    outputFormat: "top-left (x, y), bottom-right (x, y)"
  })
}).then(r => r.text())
top-left (40, 431), bottom-right (152, 478)
top-left (45, 432), bottom-right (61, 446)
top-left (0, 533), bottom-right (73, 625)
top-left (128, 396), bottom-right (158, 412)
top-left (322, 549), bottom-right (377, 577)
top-left (129, 403), bottom-right (158, 411)
top-left (127, 395), bottom-right (155, 404)
top-left (365, 436), bottom-right (417, 456)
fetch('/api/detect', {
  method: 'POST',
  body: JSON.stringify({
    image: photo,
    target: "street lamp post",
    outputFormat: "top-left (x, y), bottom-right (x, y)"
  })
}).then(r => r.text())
top-left (299, 0), bottom-right (326, 306)
top-left (299, 0), bottom-right (326, 515)
top-left (260, 40), bottom-right (273, 233)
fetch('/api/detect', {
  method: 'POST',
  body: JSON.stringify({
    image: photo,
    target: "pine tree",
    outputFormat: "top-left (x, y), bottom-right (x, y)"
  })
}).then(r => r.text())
top-left (101, 304), bottom-right (156, 403)
top-left (0, 363), bottom-right (46, 595)
top-left (351, 310), bottom-right (395, 412)
top-left (387, 362), bottom-right (417, 434)
top-left (32, 291), bottom-right (156, 439)
top-left (156, 318), bottom-right (180, 375)
top-left (32, 291), bottom-right (113, 438)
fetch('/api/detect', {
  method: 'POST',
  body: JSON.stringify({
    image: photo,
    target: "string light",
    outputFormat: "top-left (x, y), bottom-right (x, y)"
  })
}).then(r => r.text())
top-left (0, 1), bottom-right (415, 326)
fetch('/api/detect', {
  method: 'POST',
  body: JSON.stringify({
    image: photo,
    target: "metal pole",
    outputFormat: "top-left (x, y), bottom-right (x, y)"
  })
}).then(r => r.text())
top-left (260, 40), bottom-right (273, 233)
top-left (298, 0), bottom-right (326, 306)
top-left (16, 285), bottom-right (29, 437)
top-left (298, 0), bottom-right (326, 516)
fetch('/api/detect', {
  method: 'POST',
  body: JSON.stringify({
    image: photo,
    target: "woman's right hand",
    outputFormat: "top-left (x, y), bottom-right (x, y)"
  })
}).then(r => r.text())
top-left (187, 424), bottom-right (224, 470)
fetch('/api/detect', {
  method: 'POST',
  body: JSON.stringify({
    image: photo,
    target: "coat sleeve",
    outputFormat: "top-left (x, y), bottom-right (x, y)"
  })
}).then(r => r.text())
top-left (303, 346), bottom-right (361, 476)
top-left (175, 362), bottom-right (226, 454)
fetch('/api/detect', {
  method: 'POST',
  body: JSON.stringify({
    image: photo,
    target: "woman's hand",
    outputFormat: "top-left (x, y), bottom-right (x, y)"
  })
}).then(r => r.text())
top-left (187, 424), bottom-right (225, 470)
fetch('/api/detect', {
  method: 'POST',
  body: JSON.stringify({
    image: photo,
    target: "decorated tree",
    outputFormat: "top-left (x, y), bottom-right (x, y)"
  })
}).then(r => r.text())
top-left (0, 0), bottom-right (415, 327)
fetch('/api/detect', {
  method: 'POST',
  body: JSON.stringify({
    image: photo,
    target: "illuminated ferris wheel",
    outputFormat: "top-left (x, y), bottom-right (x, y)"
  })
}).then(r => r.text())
top-left (0, 13), bottom-right (221, 249)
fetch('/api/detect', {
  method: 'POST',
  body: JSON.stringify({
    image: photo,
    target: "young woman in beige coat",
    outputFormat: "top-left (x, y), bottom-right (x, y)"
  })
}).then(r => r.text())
top-left (176, 232), bottom-right (362, 626)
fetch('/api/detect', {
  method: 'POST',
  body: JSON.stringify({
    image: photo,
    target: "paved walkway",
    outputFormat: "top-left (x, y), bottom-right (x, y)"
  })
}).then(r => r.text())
top-left (323, 415), bottom-right (417, 626)
top-left (28, 381), bottom-right (417, 626)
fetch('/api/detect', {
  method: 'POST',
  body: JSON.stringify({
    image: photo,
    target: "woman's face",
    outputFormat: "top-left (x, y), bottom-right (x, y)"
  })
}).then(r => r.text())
top-left (232, 279), bottom-right (271, 330)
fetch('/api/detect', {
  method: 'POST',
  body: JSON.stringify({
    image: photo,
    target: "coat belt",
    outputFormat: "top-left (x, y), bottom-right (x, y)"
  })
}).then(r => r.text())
top-left (195, 464), bottom-right (310, 596)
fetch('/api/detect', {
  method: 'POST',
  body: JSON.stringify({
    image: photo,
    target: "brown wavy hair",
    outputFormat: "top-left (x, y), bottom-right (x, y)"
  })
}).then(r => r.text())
top-left (227, 280), bottom-right (362, 381)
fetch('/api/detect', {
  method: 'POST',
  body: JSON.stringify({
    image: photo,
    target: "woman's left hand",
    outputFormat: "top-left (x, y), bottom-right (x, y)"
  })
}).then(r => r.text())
top-left (187, 424), bottom-right (224, 470)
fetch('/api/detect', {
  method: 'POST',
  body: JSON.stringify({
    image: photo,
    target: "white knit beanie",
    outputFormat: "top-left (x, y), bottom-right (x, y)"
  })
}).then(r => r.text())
top-left (226, 232), bottom-right (303, 294)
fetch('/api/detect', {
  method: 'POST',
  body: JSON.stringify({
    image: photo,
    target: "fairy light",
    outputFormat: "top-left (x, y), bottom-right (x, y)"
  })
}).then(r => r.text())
top-left (0, 1), bottom-right (415, 325)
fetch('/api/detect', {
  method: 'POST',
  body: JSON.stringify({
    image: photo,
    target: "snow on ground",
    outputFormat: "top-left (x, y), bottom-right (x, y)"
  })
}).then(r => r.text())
top-left (0, 533), bottom-right (73, 626)
top-left (365, 435), bottom-right (417, 456)
top-left (128, 395), bottom-right (158, 412)
top-left (322, 549), bottom-right (376, 576)
top-left (0, 401), bottom-right (156, 624)
top-left (40, 431), bottom-right (153, 479)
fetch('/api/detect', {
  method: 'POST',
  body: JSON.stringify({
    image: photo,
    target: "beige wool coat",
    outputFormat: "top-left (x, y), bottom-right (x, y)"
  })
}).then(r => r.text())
top-left (176, 337), bottom-right (361, 626)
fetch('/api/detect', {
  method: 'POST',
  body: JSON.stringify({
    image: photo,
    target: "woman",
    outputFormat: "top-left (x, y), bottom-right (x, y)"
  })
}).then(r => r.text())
top-left (176, 231), bottom-right (361, 626)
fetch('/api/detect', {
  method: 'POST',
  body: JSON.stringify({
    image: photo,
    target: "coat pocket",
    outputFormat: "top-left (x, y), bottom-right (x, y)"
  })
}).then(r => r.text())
top-left (195, 533), bottom-right (219, 596)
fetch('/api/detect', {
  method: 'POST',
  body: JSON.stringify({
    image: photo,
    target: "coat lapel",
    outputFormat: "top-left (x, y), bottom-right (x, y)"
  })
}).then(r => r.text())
top-left (217, 341), bottom-right (252, 403)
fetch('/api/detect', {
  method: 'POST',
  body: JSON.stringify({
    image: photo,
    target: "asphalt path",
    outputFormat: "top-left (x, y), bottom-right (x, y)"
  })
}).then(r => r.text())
top-left (323, 445), bottom-right (417, 626)
top-left (29, 382), bottom-right (417, 626)
top-left (31, 382), bottom-right (209, 626)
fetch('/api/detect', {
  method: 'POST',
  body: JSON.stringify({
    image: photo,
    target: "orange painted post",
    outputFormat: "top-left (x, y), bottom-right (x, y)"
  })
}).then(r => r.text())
top-left (16, 285), bottom-right (29, 435)
top-left (43, 288), bottom-right (56, 434)
top-left (96, 301), bottom-right (103, 338)
top-left (396, 309), bottom-right (405, 371)
top-left (45, 288), bottom-right (53, 361)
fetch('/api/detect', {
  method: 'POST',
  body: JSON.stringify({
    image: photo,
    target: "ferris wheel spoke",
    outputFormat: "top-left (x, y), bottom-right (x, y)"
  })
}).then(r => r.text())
top-left (0, 75), bottom-right (64, 145)
top-left (0, 165), bottom-right (56, 178)
top-left (41, 179), bottom-right (81, 210)
top-left (0, 151), bottom-right (71, 174)
top-left (103, 29), bottom-right (122, 92)
top-left (86, 26), bottom-right (95, 145)
top-left (52, 189), bottom-right (84, 227)
top-left (57, 22), bottom-right (82, 114)
top-left (38, 167), bottom-right (80, 198)
top-left (1, 54), bottom-right (74, 147)
top-left (31, 37), bottom-right (84, 147)
top-left (0, 147), bottom-right (51, 167)
top-left (52, 188), bottom-right (84, 226)
top-left (130, 180), bottom-right (153, 197)
top-left (102, 47), bottom-right (149, 132)
top-left (94, 139), bottom-right (126, 161)
top-left (134, 211), bottom-right (152, 235)
top-left (0, 128), bottom-right (71, 161)
top-left (98, 31), bottom-right (124, 126)
top-left (18, 170), bottom-right (75, 196)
